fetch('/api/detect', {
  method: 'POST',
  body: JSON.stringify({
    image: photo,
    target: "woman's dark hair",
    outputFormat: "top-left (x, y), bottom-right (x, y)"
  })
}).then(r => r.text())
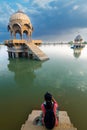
top-left (44, 92), bottom-right (52, 101)
top-left (44, 92), bottom-right (55, 129)
top-left (45, 101), bottom-right (53, 109)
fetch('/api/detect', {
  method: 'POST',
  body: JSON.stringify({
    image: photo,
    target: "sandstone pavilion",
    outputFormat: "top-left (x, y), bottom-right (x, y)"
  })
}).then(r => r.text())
top-left (5, 10), bottom-right (49, 61)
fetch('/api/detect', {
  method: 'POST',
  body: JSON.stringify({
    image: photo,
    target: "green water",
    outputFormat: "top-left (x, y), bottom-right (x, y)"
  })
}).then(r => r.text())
top-left (0, 44), bottom-right (87, 130)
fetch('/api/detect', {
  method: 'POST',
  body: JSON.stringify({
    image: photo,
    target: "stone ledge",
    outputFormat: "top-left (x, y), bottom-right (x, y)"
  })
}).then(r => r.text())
top-left (21, 110), bottom-right (77, 130)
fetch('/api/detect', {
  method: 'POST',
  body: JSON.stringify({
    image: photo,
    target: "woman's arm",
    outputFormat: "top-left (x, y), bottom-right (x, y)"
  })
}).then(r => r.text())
top-left (52, 97), bottom-right (58, 108)
top-left (52, 97), bottom-right (57, 103)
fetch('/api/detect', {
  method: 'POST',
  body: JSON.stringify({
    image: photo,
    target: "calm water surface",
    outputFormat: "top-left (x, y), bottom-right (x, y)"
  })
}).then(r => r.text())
top-left (0, 44), bottom-right (87, 130)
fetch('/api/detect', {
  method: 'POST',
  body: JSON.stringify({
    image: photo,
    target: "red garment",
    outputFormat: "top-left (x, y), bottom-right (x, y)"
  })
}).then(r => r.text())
top-left (41, 100), bottom-right (58, 126)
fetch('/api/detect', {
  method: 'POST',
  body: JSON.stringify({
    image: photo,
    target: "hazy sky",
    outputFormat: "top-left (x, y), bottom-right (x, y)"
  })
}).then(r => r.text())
top-left (0, 0), bottom-right (87, 42)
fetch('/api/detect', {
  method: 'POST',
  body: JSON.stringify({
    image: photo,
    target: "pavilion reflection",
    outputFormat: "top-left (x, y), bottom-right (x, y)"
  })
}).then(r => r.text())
top-left (73, 47), bottom-right (84, 58)
top-left (8, 59), bottom-right (42, 87)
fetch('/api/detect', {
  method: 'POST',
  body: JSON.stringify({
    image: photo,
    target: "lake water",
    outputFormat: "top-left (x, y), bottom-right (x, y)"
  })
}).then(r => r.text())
top-left (0, 44), bottom-right (87, 130)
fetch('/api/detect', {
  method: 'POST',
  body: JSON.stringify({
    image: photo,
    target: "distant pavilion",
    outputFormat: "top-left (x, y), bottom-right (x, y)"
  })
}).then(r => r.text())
top-left (74, 35), bottom-right (83, 44)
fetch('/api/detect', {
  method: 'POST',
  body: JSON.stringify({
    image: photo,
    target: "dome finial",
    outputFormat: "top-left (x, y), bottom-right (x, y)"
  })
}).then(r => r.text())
top-left (17, 10), bottom-right (24, 14)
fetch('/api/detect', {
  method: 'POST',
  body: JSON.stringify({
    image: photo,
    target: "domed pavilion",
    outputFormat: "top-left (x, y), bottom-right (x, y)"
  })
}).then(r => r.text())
top-left (4, 11), bottom-right (48, 61)
top-left (74, 35), bottom-right (83, 43)
top-left (8, 10), bottom-right (33, 39)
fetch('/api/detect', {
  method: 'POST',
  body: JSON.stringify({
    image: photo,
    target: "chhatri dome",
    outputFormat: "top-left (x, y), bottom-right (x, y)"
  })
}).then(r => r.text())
top-left (74, 35), bottom-right (83, 42)
top-left (8, 10), bottom-right (33, 39)
top-left (9, 10), bottom-right (31, 22)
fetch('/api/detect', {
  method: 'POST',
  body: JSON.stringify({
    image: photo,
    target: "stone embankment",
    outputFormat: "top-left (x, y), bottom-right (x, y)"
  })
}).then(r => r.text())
top-left (21, 110), bottom-right (77, 130)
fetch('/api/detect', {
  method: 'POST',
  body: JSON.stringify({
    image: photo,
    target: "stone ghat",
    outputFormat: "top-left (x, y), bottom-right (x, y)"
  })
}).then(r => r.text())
top-left (21, 110), bottom-right (77, 130)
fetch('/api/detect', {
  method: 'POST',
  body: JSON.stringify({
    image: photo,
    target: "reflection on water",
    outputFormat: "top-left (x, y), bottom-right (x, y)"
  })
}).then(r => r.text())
top-left (0, 45), bottom-right (87, 130)
top-left (8, 59), bottom-right (42, 87)
top-left (73, 48), bottom-right (82, 58)
top-left (70, 45), bottom-right (87, 60)
top-left (71, 45), bottom-right (85, 58)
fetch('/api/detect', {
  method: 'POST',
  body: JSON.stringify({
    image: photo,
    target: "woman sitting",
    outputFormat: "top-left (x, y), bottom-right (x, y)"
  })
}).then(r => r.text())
top-left (41, 92), bottom-right (59, 129)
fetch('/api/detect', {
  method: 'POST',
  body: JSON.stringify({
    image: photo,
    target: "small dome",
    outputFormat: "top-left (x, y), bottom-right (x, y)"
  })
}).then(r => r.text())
top-left (10, 10), bottom-right (31, 23)
top-left (74, 35), bottom-right (83, 42)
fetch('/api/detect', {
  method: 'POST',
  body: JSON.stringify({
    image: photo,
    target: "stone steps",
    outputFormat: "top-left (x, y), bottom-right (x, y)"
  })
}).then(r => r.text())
top-left (25, 42), bottom-right (49, 61)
